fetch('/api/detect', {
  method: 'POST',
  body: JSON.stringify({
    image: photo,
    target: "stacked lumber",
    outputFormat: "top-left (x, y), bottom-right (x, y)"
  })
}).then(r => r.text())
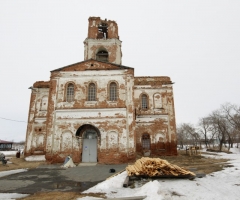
top-left (126, 157), bottom-right (195, 177)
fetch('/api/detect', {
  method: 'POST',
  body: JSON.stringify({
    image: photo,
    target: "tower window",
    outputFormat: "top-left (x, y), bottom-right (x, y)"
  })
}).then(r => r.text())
top-left (109, 82), bottom-right (117, 101)
top-left (96, 50), bottom-right (108, 62)
top-left (88, 83), bottom-right (96, 101)
top-left (66, 83), bottom-right (74, 102)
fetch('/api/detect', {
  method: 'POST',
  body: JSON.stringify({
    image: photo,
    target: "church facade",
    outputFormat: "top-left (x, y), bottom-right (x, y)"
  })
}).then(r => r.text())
top-left (25, 17), bottom-right (177, 164)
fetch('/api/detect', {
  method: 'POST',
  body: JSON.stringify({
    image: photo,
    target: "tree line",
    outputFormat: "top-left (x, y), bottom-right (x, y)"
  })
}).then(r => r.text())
top-left (177, 103), bottom-right (240, 151)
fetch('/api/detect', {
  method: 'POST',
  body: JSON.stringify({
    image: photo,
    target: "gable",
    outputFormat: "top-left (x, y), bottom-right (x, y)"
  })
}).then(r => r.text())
top-left (51, 59), bottom-right (133, 72)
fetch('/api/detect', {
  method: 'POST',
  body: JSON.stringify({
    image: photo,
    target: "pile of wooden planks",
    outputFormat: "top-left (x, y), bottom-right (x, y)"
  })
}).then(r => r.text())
top-left (126, 157), bottom-right (195, 177)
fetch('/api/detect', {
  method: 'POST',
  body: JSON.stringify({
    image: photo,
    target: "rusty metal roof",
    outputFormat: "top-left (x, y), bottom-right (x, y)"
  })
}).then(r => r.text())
top-left (0, 140), bottom-right (13, 144)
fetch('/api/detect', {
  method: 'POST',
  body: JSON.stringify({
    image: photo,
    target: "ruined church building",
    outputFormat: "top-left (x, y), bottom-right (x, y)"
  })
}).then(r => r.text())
top-left (25, 17), bottom-right (177, 164)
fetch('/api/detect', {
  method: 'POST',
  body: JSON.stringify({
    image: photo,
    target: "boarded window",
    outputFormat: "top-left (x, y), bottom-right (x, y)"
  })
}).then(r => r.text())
top-left (107, 131), bottom-right (118, 149)
top-left (142, 134), bottom-right (150, 150)
top-left (88, 83), bottom-right (96, 101)
top-left (40, 96), bottom-right (48, 111)
top-left (66, 83), bottom-right (74, 102)
top-left (109, 82), bottom-right (117, 101)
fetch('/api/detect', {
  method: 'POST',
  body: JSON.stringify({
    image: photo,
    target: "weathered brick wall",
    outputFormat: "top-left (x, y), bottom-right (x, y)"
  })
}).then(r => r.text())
top-left (87, 17), bottom-right (119, 39)
top-left (134, 76), bottom-right (177, 156)
top-left (25, 82), bottom-right (49, 156)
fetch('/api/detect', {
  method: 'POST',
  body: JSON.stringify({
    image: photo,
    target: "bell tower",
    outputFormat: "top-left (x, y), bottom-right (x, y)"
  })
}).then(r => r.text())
top-left (84, 17), bottom-right (122, 65)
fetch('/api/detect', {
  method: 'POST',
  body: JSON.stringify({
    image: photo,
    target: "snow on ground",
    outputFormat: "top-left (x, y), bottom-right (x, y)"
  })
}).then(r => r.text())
top-left (0, 193), bottom-right (29, 200)
top-left (0, 151), bottom-right (17, 156)
top-left (24, 155), bottom-right (46, 161)
top-left (80, 148), bottom-right (240, 200)
top-left (0, 148), bottom-right (240, 199)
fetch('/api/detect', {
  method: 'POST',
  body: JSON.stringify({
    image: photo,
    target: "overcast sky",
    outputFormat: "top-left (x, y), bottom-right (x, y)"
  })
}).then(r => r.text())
top-left (1, 0), bottom-right (240, 142)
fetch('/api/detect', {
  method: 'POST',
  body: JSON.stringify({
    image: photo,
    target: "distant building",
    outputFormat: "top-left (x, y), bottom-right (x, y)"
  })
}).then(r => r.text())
top-left (25, 17), bottom-right (177, 164)
top-left (0, 140), bottom-right (13, 150)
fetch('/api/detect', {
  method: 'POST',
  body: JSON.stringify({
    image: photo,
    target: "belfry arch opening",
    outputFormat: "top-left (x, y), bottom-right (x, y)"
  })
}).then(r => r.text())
top-left (97, 22), bottom-right (108, 39)
top-left (96, 49), bottom-right (109, 62)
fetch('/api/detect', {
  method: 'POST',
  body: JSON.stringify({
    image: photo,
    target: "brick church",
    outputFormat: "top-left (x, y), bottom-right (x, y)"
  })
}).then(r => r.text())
top-left (25, 17), bottom-right (177, 164)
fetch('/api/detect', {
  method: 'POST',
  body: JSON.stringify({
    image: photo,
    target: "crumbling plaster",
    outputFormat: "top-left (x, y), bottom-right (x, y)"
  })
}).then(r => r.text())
top-left (84, 39), bottom-right (122, 65)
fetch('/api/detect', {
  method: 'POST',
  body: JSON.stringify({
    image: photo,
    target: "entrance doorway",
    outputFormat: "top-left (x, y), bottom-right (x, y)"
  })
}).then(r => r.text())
top-left (82, 130), bottom-right (97, 162)
top-left (76, 124), bottom-right (100, 163)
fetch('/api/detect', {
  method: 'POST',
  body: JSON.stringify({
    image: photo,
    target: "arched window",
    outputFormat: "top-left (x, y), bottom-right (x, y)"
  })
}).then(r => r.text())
top-left (141, 94), bottom-right (148, 110)
top-left (96, 50), bottom-right (108, 62)
top-left (142, 134), bottom-right (150, 150)
top-left (66, 83), bottom-right (74, 102)
top-left (109, 82), bottom-right (117, 101)
top-left (88, 83), bottom-right (96, 101)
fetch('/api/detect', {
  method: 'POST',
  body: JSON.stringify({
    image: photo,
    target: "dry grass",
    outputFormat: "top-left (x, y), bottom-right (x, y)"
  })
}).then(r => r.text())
top-left (19, 192), bottom-right (106, 200)
top-left (157, 150), bottom-right (229, 174)
top-left (0, 154), bottom-right (46, 172)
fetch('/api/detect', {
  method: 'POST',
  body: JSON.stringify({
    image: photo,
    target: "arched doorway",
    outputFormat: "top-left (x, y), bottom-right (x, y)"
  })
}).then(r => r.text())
top-left (76, 124), bottom-right (100, 163)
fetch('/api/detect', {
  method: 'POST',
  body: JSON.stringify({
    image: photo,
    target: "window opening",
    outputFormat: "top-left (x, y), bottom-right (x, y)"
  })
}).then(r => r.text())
top-left (66, 83), bottom-right (74, 102)
top-left (142, 134), bottom-right (150, 150)
top-left (141, 94), bottom-right (148, 109)
top-left (88, 83), bottom-right (96, 101)
top-left (109, 82), bottom-right (117, 101)
top-left (97, 22), bottom-right (108, 39)
top-left (96, 50), bottom-right (108, 62)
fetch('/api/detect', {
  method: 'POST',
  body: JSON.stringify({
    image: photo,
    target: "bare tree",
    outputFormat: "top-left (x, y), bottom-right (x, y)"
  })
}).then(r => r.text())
top-left (198, 117), bottom-right (213, 148)
top-left (209, 110), bottom-right (233, 151)
top-left (221, 103), bottom-right (240, 147)
top-left (177, 123), bottom-right (200, 147)
top-left (221, 103), bottom-right (240, 129)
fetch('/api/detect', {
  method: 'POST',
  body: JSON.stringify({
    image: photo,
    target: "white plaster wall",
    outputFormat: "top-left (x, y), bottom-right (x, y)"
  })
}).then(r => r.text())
top-left (61, 131), bottom-right (73, 151)
top-left (56, 70), bottom-right (128, 108)
top-left (55, 108), bottom-right (127, 119)
top-left (107, 131), bottom-right (118, 149)
top-left (136, 115), bottom-right (168, 123)
top-left (52, 117), bottom-right (128, 152)
top-left (34, 88), bottom-right (49, 117)
top-left (25, 88), bottom-right (49, 153)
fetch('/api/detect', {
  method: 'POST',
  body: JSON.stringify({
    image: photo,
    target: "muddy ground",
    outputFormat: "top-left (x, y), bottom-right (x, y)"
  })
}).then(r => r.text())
top-left (0, 150), bottom-right (230, 200)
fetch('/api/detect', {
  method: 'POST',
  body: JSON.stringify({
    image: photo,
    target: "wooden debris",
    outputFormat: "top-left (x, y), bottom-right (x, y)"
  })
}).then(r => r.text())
top-left (126, 157), bottom-right (195, 177)
top-left (123, 176), bottom-right (129, 188)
